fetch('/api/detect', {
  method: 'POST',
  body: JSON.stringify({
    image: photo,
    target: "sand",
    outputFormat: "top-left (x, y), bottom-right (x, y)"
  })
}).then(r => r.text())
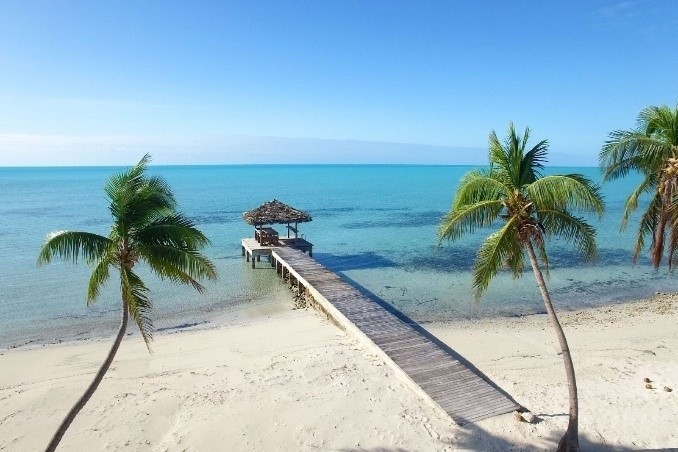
top-left (1, 295), bottom-right (677, 451)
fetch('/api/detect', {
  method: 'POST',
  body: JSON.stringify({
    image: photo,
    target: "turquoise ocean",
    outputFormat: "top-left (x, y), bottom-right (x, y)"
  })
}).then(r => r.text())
top-left (1, 165), bottom-right (675, 348)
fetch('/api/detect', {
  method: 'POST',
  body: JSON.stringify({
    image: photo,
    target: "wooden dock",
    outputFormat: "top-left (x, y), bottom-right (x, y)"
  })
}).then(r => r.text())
top-left (269, 247), bottom-right (521, 425)
top-left (241, 237), bottom-right (313, 268)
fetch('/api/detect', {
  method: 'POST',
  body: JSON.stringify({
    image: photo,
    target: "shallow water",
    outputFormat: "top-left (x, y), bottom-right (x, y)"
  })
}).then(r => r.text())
top-left (1, 164), bottom-right (674, 347)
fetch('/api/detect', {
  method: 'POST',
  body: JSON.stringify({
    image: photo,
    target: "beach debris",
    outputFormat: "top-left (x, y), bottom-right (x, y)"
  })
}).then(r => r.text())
top-left (522, 412), bottom-right (537, 424)
top-left (645, 383), bottom-right (654, 389)
top-left (644, 377), bottom-right (652, 383)
top-left (664, 386), bottom-right (673, 392)
top-left (513, 411), bottom-right (537, 423)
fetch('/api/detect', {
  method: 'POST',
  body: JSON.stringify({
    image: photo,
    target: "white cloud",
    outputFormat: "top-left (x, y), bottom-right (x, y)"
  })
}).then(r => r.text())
top-left (0, 133), bottom-right (488, 166)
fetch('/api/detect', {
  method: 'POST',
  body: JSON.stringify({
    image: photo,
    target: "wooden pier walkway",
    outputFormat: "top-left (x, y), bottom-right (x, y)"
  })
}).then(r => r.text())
top-left (269, 247), bottom-right (520, 425)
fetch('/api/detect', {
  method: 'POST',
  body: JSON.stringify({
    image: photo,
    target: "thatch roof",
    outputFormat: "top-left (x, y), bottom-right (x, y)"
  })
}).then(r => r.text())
top-left (243, 199), bottom-right (312, 226)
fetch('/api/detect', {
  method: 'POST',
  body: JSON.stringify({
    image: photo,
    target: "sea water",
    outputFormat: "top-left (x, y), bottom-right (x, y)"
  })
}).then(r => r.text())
top-left (1, 165), bottom-right (675, 347)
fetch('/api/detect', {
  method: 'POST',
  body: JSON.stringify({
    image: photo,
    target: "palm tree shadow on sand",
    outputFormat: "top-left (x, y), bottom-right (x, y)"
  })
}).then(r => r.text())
top-left (333, 423), bottom-right (653, 451)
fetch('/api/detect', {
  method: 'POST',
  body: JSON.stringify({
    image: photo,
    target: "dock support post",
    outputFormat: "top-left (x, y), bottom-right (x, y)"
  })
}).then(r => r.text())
top-left (241, 246), bottom-right (245, 256)
top-left (246, 252), bottom-right (250, 262)
top-left (252, 256), bottom-right (256, 269)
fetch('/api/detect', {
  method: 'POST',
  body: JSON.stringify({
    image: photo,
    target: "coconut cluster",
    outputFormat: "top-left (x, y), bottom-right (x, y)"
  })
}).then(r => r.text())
top-left (664, 157), bottom-right (678, 175)
top-left (659, 158), bottom-right (678, 195)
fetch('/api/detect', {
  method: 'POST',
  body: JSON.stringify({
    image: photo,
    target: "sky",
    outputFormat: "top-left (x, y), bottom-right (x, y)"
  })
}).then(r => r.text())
top-left (0, 0), bottom-right (676, 166)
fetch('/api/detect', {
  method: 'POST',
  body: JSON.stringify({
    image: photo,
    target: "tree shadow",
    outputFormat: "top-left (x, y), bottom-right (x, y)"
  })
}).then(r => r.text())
top-left (332, 421), bottom-right (666, 451)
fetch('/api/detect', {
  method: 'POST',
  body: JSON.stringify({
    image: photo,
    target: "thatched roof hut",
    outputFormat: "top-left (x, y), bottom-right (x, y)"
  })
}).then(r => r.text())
top-left (243, 199), bottom-right (312, 226)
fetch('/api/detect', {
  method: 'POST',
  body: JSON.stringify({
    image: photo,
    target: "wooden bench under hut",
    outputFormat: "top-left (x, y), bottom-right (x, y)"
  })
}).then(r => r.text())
top-left (241, 199), bottom-right (313, 268)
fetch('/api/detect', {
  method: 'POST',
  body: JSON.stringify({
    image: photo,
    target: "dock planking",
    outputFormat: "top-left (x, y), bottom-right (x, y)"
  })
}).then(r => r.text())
top-left (269, 247), bottom-right (520, 425)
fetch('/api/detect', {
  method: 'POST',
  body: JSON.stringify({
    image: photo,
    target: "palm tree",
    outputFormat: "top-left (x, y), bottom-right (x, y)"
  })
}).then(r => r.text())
top-left (438, 123), bottom-right (604, 452)
top-left (38, 154), bottom-right (217, 451)
top-left (600, 104), bottom-right (678, 268)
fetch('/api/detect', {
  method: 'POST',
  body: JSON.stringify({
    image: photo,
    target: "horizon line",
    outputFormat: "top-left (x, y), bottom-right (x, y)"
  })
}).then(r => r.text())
top-left (0, 162), bottom-right (602, 169)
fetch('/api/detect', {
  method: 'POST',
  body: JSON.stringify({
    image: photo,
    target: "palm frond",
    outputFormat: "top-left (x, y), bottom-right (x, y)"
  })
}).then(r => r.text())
top-left (488, 129), bottom-right (511, 176)
top-left (136, 244), bottom-right (217, 288)
top-left (633, 194), bottom-right (661, 263)
top-left (106, 154), bottom-right (177, 233)
top-left (120, 267), bottom-right (153, 348)
top-left (129, 175), bottom-right (177, 222)
top-left (600, 132), bottom-right (670, 180)
top-left (504, 236), bottom-right (526, 279)
top-left (451, 170), bottom-right (509, 205)
top-left (601, 104), bottom-right (678, 182)
top-left (527, 174), bottom-right (604, 216)
top-left (506, 122), bottom-right (524, 180)
top-left (37, 231), bottom-right (111, 265)
top-left (640, 105), bottom-right (678, 145)
top-left (538, 209), bottom-right (597, 261)
top-left (621, 174), bottom-right (658, 230)
top-left (132, 214), bottom-right (210, 249)
top-left (488, 123), bottom-right (546, 189)
top-left (472, 217), bottom-right (521, 298)
top-left (438, 200), bottom-right (504, 242)
top-left (520, 139), bottom-right (548, 185)
top-left (87, 255), bottom-right (113, 304)
top-left (105, 154), bottom-right (151, 210)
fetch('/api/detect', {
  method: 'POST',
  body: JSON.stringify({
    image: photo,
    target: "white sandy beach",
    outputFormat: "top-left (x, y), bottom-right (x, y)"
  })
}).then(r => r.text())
top-left (1, 295), bottom-right (676, 451)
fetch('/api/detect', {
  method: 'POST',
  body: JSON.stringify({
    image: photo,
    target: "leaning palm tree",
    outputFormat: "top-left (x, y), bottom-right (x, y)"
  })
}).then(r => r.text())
top-left (38, 154), bottom-right (216, 451)
top-left (600, 104), bottom-right (678, 268)
top-left (438, 123), bottom-right (603, 452)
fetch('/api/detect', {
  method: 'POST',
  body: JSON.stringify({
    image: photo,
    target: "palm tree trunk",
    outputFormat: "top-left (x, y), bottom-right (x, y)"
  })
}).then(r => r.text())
top-left (526, 241), bottom-right (579, 452)
top-left (45, 300), bottom-right (129, 452)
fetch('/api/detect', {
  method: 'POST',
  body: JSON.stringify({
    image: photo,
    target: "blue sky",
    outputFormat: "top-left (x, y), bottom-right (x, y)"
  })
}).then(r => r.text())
top-left (0, 1), bottom-right (676, 166)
